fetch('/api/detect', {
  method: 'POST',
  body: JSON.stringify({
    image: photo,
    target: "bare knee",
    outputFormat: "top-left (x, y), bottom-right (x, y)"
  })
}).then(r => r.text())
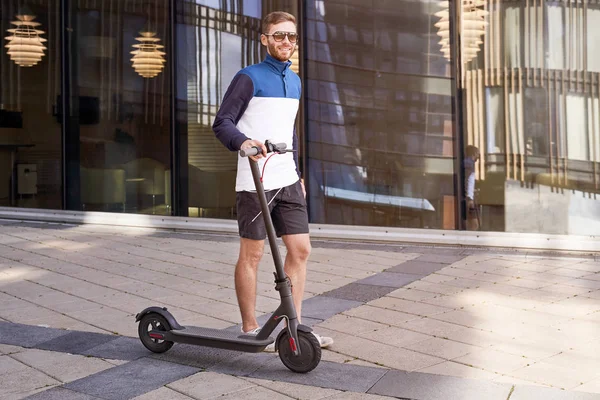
top-left (287, 240), bottom-right (311, 263)
top-left (238, 239), bottom-right (264, 269)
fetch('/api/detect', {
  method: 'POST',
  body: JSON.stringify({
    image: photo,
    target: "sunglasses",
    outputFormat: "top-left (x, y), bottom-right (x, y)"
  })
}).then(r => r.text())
top-left (263, 31), bottom-right (298, 43)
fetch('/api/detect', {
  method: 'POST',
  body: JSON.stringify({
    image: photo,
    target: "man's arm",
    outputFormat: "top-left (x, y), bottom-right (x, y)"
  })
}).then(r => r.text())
top-left (212, 73), bottom-right (254, 151)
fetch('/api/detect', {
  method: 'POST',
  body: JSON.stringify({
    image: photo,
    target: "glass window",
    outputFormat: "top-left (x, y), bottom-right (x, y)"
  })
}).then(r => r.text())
top-left (176, 0), bottom-right (299, 218)
top-left (589, 9), bottom-right (600, 72)
top-left (504, 6), bottom-right (522, 68)
top-left (465, 1), bottom-right (600, 235)
top-left (0, 1), bottom-right (62, 209)
top-left (305, 0), bottom-right (456, 229)
top-left (68, 1), bottom-right (172, 215)
top-left (547, 5), bottom-right (564, 70)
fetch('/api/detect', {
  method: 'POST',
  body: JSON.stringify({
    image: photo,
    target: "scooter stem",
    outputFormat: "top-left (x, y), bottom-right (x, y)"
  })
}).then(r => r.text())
top-left (248, 158), bottom-right (300, 355)
top-left (248, 159), bottom-right (287, 282)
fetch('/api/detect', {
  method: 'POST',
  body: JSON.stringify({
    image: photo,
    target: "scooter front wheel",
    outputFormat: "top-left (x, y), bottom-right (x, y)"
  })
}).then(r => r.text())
top-left (277, 331), bottom-right (321, 373)
top-left (138, 313), bottom-right (174, 353)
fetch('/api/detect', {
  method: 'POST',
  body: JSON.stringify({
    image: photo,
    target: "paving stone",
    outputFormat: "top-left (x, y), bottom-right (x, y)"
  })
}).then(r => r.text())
top-left (387, 260), bottom-right (450, 275)
top-left (209, 352), bottom-right (279, 376)
top-left (415, 254), bottom-right (467, 264)
top-left (63, 357), bottom-right (199, 400)
top-left (11, 348), bottom-right (116, 383)
top-left (244, 377), bottom-right (342, 400)
top-left (167, 371), bottom-right (255, 399)
top-left (418, 361), bottom-right (499, 380)
top-left (453, 348), bottom-right (532, 375)
top-left (509, 361), bottom-right (595, 390)
top-left (23, 386), bottom-right (102, 399)
top-left (37, 330), bottom-right (119, 355)
top-left (301, 296), bottom-right (362, 320)
top-left (249, 359), bottom-right (387, 393)
top-left (401, 246), bottom-right (463, 255)
top-left (404, 337), bottom-right (481, 360)
top-left (0, 367), bottom-right (61, 398)
top-left (368, 370), bottom-right (513, 400)
top-left (329, 333), bottom-right (445, 371)
top-left (356, 272), bottom-right (423, 288)
top-left (0, 321), bottom-right (69, 347)
top-left (0, 343), bottom-right (23, 354)
top-left (227, 385), bottom-right (299, 399)
top-left (132, 386), bottom-right (195, 400)
top-left (0, 354), bottom-right (28, 375)
top-left (317, 314), bottom-right (387, 336)
top-left (83, 336), bottom-right (148, 361)
top-left (510, 385), bottom-right (600, 400)
top-left (321, 283), bottom-right (396, 303)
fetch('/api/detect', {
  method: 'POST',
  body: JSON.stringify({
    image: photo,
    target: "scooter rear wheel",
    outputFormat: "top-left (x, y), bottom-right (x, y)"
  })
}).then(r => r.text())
top-left (138, 313), bottom-right (174, 353)
top-left (277, 331), bottom-right (321, 373)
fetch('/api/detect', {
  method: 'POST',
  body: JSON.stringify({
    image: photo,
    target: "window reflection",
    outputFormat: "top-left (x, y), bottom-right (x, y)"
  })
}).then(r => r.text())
top-left (463, 0), bottom-right (600, 235)
top-left (305, 0), bottom-right (456, 229)
top-left (178, 0), bottom-right (298, 218)
top-left (0, 0), bottom-right (61, 210)
top-left (71, 1), bottom-right (171, 214)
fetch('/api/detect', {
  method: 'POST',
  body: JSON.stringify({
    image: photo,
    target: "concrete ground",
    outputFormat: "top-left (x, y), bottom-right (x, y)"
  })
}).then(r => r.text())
top-left (1, 220), bottom-right (600, 399)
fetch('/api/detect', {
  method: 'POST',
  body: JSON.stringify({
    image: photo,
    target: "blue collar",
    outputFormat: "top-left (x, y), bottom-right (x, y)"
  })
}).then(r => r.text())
top-left (263, 54), bottom-right (291, 74)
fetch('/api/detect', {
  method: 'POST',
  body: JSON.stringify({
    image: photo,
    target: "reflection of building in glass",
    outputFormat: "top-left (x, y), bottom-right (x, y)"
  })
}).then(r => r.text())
top-left (305, 0), bottom-right (455, 229)
top-left (1, 0), bottom-right (596, 243)
top-left (436, 0), bottom-right (488, 63)
top-left (180, 1), bottom-right (298, 218)
top-left (462, 0), bottom-right (600, 234)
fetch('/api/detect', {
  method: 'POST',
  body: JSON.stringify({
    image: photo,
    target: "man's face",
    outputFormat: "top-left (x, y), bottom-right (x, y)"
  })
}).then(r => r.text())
top-left (261, 21), bottom-right (297, 62)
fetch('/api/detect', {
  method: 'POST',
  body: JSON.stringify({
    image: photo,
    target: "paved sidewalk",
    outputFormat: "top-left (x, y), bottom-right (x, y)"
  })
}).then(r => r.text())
top-left (1, 220), bottom-right (600, 399)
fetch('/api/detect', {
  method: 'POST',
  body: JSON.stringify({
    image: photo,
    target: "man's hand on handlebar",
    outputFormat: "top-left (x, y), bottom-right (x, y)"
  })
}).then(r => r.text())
top-left (240, 139), bottom-right (267, 162)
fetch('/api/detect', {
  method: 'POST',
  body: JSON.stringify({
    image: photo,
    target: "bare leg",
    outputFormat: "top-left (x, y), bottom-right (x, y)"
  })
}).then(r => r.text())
top-left (281, 233), bottom-right (311, 323)
top-left (236, 237), bottom-right (265, 332)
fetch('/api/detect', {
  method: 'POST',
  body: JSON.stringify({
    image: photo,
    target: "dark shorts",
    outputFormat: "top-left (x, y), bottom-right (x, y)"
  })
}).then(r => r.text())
top-left (236, 180), bottom-right (309, 240)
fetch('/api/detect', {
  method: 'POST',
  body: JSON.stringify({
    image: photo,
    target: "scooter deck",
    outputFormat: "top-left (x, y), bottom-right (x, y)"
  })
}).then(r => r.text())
top-left (162, 325), bottom-right (275, 353)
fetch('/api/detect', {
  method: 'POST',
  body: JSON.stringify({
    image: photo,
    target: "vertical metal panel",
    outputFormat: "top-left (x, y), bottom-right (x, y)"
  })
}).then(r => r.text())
top-left (450, 0), bottom-right (466, 229)
top-left (591, 73), bottom-right (600, 190)
top-left (540, 0), bottom-right (545, 87)
top-left (478, 69), bottom-right (486, 180)
top-left (526, 0), bottom-right (531, 85)
top-left (485, 0), bottom-right (490, 86)
top-left (496, 0), bottom-right (501, 85)
top-left (548, 69), bottom-right (555, 184)
top-left (504, 67), bottom-right (510, 178)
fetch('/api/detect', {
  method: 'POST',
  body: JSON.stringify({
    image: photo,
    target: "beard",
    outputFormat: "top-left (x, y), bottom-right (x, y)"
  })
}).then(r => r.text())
top-left (268, 41), bottom-right (295, 62)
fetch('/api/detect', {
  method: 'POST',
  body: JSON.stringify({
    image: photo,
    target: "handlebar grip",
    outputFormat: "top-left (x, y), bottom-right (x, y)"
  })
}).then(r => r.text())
top-left (239, 146), bottom-right (260, 157)
top-left (239, 142), bottom-right (289, 157)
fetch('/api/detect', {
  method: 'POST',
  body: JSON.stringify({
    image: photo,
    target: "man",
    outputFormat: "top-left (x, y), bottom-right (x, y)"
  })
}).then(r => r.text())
top-left (212, 11), bottom-right (333, 350)
top-left (464, 145), bottom-right (480, 230)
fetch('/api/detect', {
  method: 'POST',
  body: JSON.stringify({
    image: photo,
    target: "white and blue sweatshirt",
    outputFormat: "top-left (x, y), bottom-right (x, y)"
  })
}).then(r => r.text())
top-left (213, 54), bottom-right (301, 192)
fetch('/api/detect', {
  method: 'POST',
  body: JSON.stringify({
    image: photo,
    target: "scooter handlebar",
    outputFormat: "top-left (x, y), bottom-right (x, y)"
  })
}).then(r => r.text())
top-left (239, 141), bottom-right (288, 157)
top-left (239, 146), bottom-right (261, 157)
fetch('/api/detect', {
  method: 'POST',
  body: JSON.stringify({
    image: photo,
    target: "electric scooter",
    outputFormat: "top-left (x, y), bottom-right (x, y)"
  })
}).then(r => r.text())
top-left (135, 141), bottom-right (321, 373)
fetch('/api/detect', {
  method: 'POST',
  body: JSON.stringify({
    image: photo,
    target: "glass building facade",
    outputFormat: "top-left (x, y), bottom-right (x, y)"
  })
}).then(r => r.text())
top-left (0, 0), bottom-right (598, 236)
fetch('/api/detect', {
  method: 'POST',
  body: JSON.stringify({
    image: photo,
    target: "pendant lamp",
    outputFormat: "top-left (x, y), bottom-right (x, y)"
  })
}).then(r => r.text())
top-left (435, 0), bottom-right (488, 64)
top-left (4, 14), bottom-right (47, 67)
top-left (131, 31), bottom-right (166, 78)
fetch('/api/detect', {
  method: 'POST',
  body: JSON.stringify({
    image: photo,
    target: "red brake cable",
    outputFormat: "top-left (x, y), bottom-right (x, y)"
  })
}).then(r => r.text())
top-left (260, 153), bottom-right (277, 182)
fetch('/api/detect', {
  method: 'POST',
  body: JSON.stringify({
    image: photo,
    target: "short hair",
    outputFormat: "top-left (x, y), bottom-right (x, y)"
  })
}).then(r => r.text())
top-left (262, 11), bottom-right (296, 34)
top-left (466, 145), bottom-right (479, 157)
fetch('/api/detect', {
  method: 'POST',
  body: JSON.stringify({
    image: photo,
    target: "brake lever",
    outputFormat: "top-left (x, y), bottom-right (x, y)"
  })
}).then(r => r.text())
top-left (264, 140), bottom-right (296, 154)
